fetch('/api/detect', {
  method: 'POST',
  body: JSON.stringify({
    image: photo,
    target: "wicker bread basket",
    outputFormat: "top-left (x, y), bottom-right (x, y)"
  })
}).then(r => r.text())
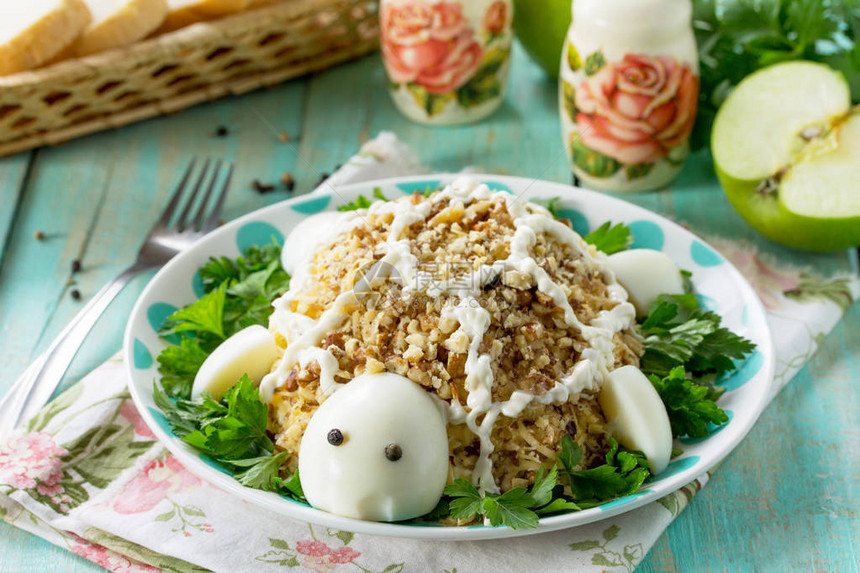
top-left (0, 0), bottom-right (380, 158)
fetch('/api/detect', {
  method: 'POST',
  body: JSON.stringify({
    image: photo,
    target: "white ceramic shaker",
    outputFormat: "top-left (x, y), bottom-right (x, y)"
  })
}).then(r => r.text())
top-left (559, 0), bottom-right (699, 192)
top-left (380, 0), bottom-right (514, 125)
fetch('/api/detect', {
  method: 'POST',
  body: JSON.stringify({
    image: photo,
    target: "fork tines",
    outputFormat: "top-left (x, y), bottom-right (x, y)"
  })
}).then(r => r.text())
top-left (161, 158), bottom-right (234, 234)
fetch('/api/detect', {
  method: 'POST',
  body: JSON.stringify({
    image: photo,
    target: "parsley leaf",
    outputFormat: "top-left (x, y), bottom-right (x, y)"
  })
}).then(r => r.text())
top-left (198, 256), bottom-right (241, 294)
top-left (338, 187), bottom-right (390, 211)
top-left (273, 470), bottom-right (306, 502)
top-left (583, 222), bottom-right (632, 255)
top-left (557, 432), bottom-right (583, 474)
top-left (535, 497), bottom-right (581, 515)
top-left (482, 488), bottom-right (539, 530)
top-left (528, 465), bottom-right (557, 508)
top-left (649, 366), bottom-right (730, 438)
top-left (639, 294), bottom-right (756, 379)
top-left (161, 284), bottom-right (226, 339)
top-left (338, 195), bottom-right (371, 211)
top-left (232, 452), bottom-right (290, 491)
top-left (440, 464), bottom-right (580, 529)
top-left (183, 375), bottom-right (273, 460)
top-left (445, 479), bottom-right (484, 521)
top-left (560, 436), bottom-right (651, 506)
top-left (156, 337), bottom-right (208, 398)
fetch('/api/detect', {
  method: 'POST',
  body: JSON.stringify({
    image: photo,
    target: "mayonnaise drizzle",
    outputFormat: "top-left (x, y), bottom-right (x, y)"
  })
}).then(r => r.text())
top-left (262, 177), bottom-right (637, 491)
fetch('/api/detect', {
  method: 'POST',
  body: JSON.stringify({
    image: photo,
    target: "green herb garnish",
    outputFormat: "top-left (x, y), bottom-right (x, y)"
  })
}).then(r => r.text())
top-left (154, 376), bottom-right (305, 502)
top-left (558, 435), bottom-right (650, 507)
top-left (638, 294), bottom-right (756, 379)
top-left (444, 464), bottom-right (571, 529)
top-left (156, 242), bottom-right (289, 399)
top-left (337, 187), bottom-right (389, 211)
top-left (583, 221), bottom-right (632, 255)
top-left (649, 366), bottom-right (730, 439)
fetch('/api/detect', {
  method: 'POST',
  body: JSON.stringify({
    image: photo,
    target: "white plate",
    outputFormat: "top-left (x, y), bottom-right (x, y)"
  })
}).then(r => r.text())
top-left (125, 174), bottom-right (775, 541)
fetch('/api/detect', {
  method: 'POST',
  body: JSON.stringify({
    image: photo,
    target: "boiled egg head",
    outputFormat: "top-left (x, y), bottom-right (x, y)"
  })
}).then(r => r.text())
top-left (298, 372), bottom-right (449, 522)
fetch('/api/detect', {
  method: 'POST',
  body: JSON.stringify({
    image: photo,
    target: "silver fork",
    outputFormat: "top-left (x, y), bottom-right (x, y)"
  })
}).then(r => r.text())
top-left (0, 158), bottom-right (234, 439)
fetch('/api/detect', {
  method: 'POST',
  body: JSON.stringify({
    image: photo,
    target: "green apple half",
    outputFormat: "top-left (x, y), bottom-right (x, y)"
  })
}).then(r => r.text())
top-left (512, 0), bottom-right (571, 79)
top-left (713, 61), bottom-right (860, 252)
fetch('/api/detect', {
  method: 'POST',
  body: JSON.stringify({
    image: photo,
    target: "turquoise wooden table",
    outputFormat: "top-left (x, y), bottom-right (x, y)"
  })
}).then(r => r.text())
top-left (1, 43), bottom-right (858, 572)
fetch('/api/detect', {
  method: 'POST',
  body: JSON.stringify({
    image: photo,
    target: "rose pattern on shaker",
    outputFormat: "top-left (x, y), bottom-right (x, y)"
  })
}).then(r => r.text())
top-left (570, 51), bottom-right (698, 180)
top-left (382, 2), bottom-right (482, 94)
top-left (483, 1), bottom-right (507, 35)
top-left (381, 0), bottom-right (511, 117)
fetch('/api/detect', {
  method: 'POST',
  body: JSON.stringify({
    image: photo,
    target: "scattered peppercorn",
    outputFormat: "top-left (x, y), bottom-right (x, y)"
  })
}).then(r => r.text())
top-left (327, 428), bottom-right (344, 446)
top-left (278, 131), bottom-right (290, 143)
top-left (384, 443), bottom-right (402, 461)
top-left (215, 126), bottom-right (229, 137)
top-left (33, 230), bottom-right (45, 240)
top-left (71, 259), bottom-right (82, 273)
top-left (280, 172), bottom-right (295, 191)
top-left (70, 289), bottom-right (81, 301)
top-left (252, 179), bottom-right (275, 193)
top-left (316, 172), bottom-right (330, 187)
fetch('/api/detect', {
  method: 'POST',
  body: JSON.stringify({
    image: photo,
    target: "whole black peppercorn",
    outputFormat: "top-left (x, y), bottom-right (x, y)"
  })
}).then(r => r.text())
top-left (252, 179), bottom-right (275, 194)
top-left (71, 259), bottom-right (82, 273)
top-left (384, 443), bottom-right (402, 462)
top-left (280, 172), bottom-right (295, 191)
top-left (215, 126), bottom-right (229, 137)
top-left (327, 428), bottom-right (344, 446)
top-left (70, 289), bottom-right (81, 301)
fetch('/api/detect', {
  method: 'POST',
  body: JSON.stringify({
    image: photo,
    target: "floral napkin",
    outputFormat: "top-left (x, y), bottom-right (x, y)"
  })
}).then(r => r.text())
top-left (2, 132), bottom-right (857, 573)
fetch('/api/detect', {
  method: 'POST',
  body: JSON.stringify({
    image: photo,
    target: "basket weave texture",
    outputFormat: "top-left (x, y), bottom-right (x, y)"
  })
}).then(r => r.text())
top-left (0, 0), bottom-right (380, 158)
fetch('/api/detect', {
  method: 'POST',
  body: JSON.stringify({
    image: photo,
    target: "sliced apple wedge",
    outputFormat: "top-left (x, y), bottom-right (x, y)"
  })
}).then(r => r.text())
top-left (712, 61), bottom-right (860, 252)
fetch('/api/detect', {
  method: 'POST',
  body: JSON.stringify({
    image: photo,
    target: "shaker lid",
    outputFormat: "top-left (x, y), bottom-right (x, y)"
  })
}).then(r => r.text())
top-left (572, 0), bottom-right (692, 30)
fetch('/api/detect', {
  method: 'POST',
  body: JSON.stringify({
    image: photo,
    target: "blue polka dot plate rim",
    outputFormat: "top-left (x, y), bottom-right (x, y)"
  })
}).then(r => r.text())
top-left (124, 174), bottom-right (775, 541)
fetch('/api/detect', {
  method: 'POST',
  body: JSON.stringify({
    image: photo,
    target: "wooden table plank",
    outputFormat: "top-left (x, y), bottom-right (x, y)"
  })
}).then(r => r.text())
top-left (0, 152), bottom-right (33, 266)
top-left (0, 81), bottom-right (312, 396)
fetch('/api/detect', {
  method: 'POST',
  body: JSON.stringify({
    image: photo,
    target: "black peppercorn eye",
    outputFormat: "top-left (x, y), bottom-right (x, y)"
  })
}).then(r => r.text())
top-left (327, 429), bottom-right (344, 446)
top-left (384, 443), bottom-right (402, 461)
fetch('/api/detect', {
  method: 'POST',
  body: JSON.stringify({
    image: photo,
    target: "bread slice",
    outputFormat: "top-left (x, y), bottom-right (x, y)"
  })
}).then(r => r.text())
top-left (69, 0), bottom-right (169, 56)
top-left (0, 0), bottom-right (91, 75)
top-left (155, 0), bottom-right (250, 34)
